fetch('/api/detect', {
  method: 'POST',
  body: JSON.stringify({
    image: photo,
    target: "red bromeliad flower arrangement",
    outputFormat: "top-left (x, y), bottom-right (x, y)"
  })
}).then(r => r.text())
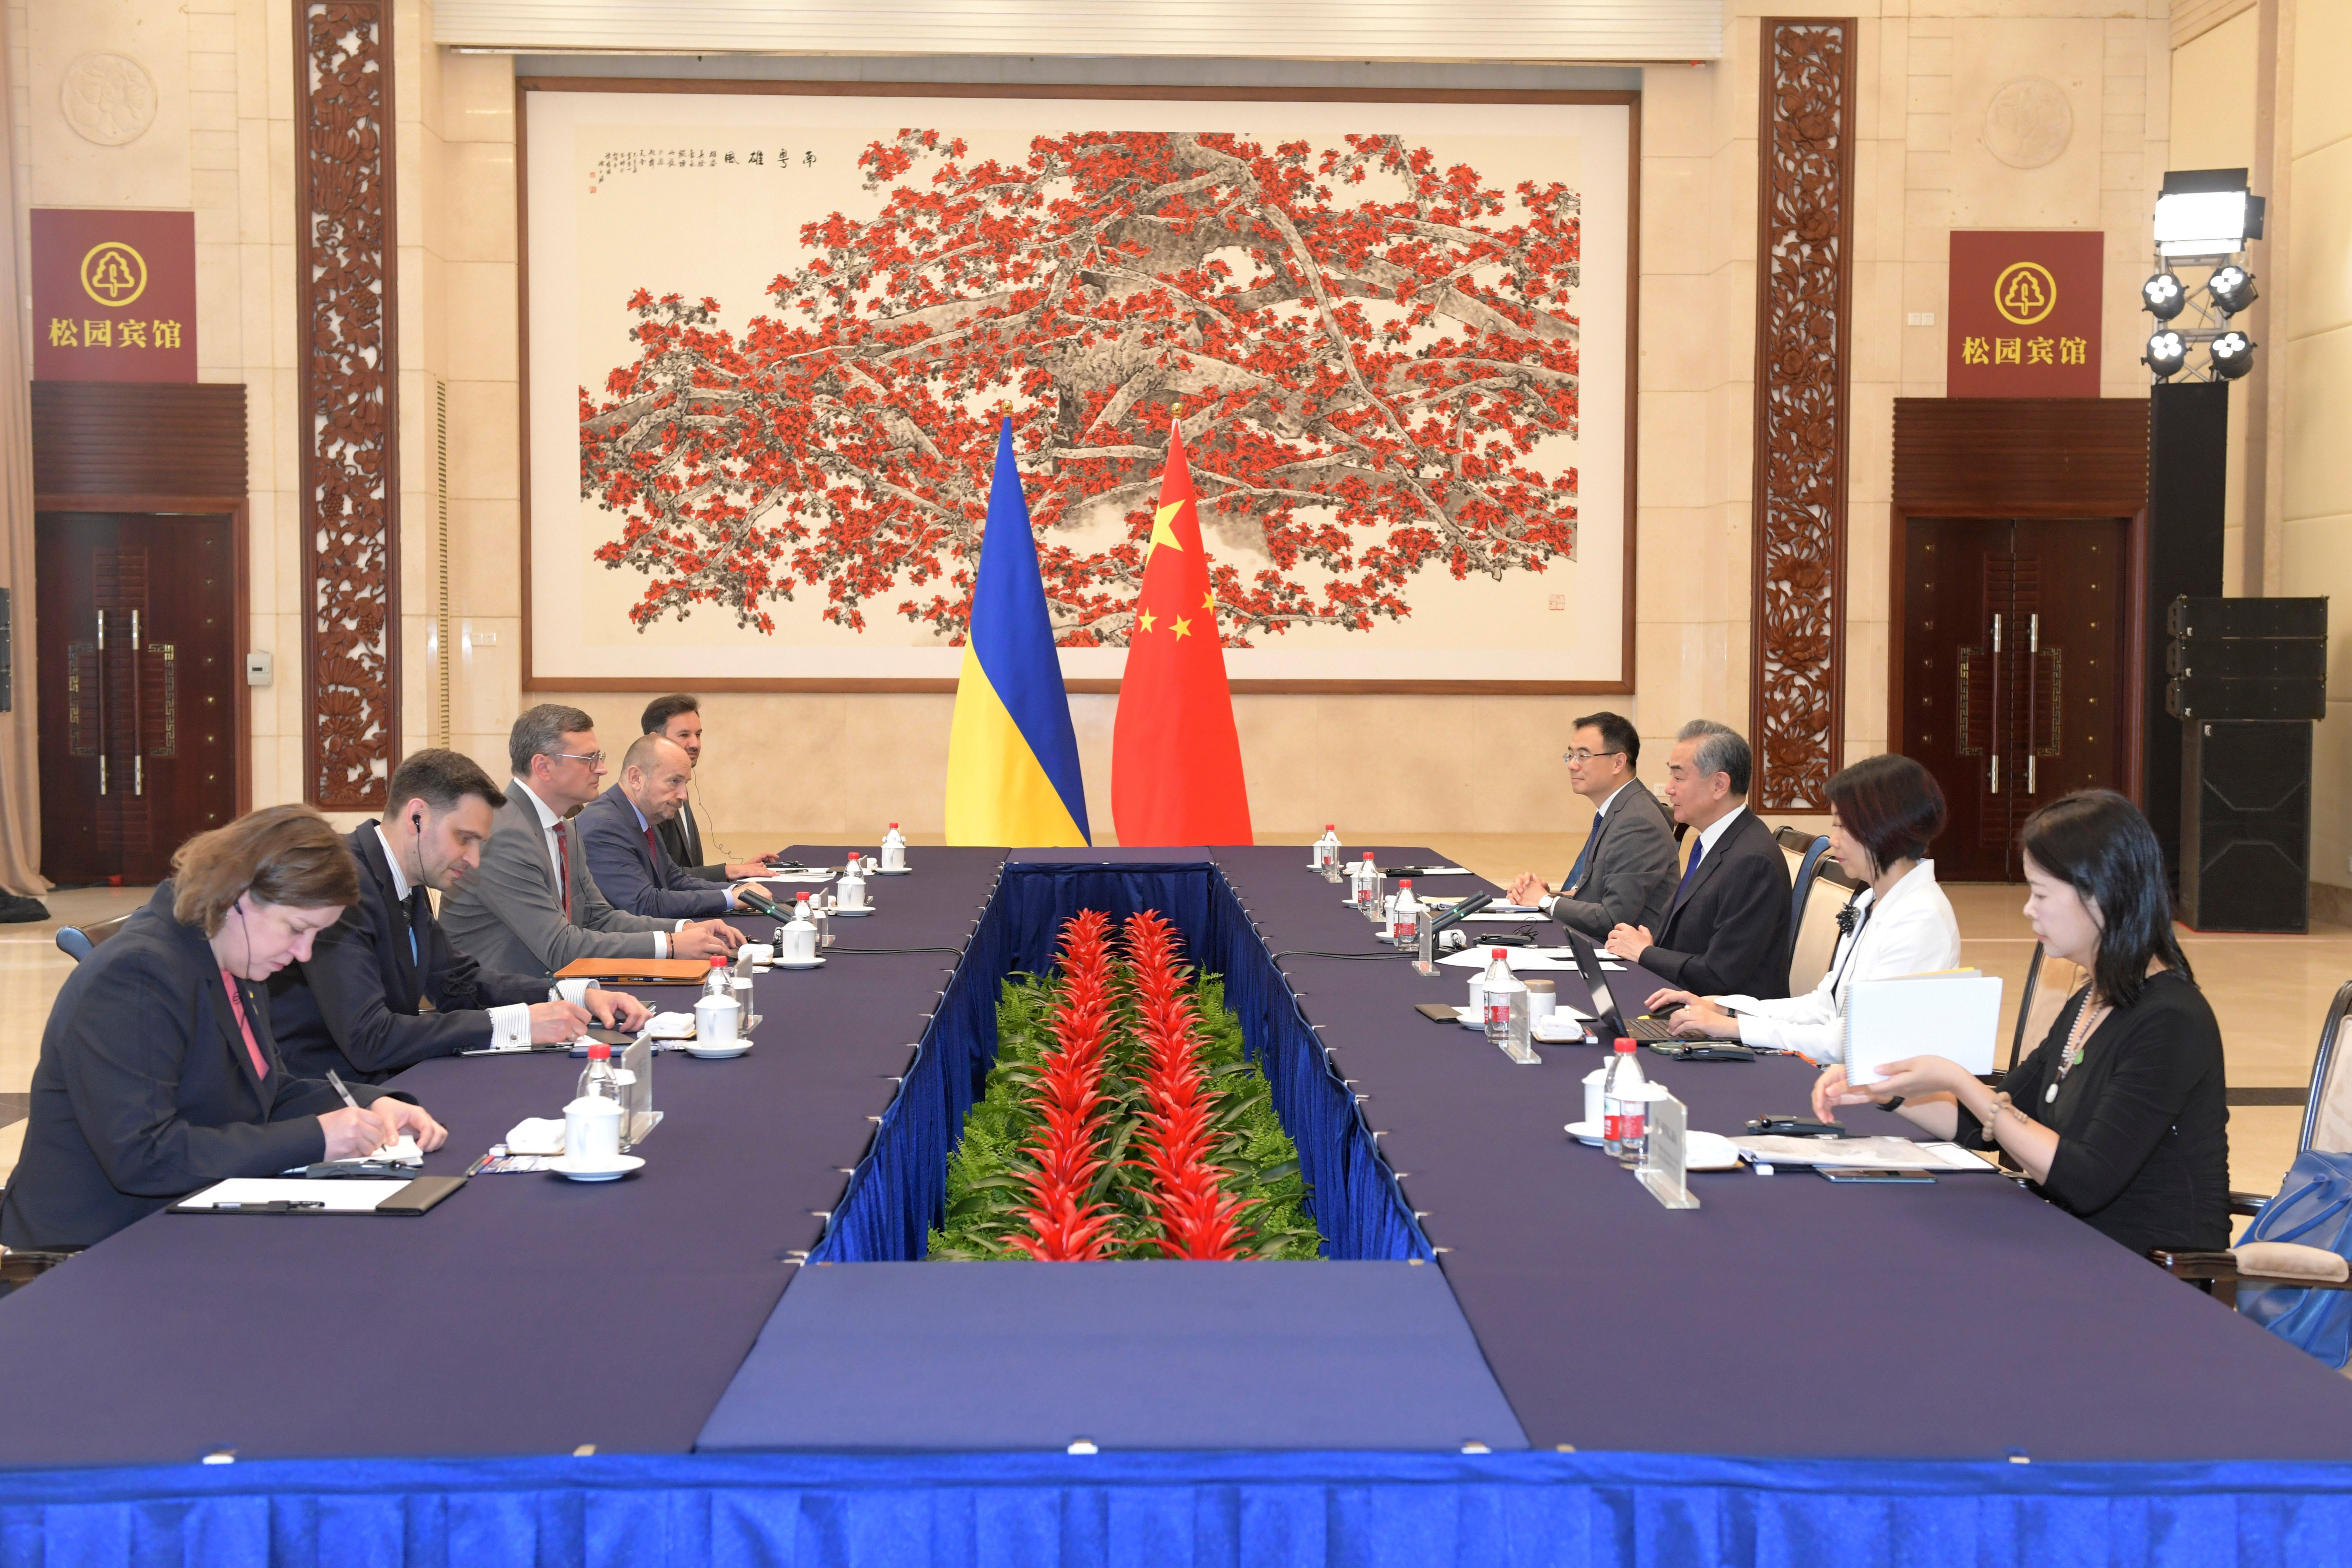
top-left (934, 907), bottom-right (1321, 1261)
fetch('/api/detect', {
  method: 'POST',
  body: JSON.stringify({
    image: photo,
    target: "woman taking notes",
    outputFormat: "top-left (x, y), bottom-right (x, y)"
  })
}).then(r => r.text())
top-left (1643, 753), bottom-right (1959, 1061)
top-left (1813, 790), bottom-right (2229, 1255)
top-left (0, 807), bottom-right (448, 1252)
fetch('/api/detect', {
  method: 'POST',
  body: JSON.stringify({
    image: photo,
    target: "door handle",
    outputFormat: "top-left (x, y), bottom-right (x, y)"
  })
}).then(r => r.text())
top-left (1990, 755), bottom-right (2001, 794)
top-left (1991, 613), bottom-right (2002, 653)
top-left (93, 608), bottom-right (107, 796)
top-left (2026, 756), bottom-right (2036, 794)
top-left (2029, 613), bottom-right (2039, 653)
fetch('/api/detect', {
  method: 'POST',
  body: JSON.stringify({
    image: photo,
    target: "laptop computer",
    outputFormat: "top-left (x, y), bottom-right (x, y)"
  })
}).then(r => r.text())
top-left (1565, 930), bottom-right (1678, 1043)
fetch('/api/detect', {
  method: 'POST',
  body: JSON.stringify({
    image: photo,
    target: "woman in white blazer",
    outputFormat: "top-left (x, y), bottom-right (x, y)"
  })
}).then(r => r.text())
top-left (1642, 753), bottom-right (1959, 1062)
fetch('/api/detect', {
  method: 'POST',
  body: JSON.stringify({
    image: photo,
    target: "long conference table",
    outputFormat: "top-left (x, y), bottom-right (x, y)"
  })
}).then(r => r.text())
top-left (3, 846), bottom-right (2352, 1568)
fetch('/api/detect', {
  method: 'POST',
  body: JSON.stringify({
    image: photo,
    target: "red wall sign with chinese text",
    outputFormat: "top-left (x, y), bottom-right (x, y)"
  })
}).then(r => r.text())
top-left (1947, 230), bottom-right (2102, 398)
top-left (31, 208), bottom-right (197, 382)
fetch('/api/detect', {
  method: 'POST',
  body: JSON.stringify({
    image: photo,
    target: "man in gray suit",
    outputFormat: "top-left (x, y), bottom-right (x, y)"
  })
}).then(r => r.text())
top-left (1506, 710), bottom-right (1678, 941)
top-left (440, 705), bottom-right (744, 979)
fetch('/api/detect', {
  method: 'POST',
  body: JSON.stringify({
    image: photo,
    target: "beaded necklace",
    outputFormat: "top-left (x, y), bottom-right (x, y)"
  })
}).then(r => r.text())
top-left (2050, 989), bottom-right (2108, 1104)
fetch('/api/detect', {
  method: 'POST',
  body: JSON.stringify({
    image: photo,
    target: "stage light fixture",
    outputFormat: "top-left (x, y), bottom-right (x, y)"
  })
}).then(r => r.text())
top-left (2208, 264), bottom-right (2259, 315)
top-left (2142, 271), bottom-right (2186, 320)
top-left (2143, 330), bottom-right (2188, 379)
top-left (2153, 168), bottom-right (2265, 258)
top-left (2209, 330), bottom-right (2256, 380)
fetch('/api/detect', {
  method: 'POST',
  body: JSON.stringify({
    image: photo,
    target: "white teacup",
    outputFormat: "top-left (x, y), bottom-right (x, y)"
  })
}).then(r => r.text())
top-left (779, 918), bottom-right (819, 964)
top-left (694, 992), bottom-right (740, 1045)
top-left (739, 942), bottom-right (775, 966)
top-left (1525, 979), bottom-right (1557, 1022)
top-left (1583, 1068), bottom-right (1608, 1128)
top-left (1466, 978), bottom-right (1486, 1014)
top-left (837, 884), bottom-right (867, 911)
top-left (565, 1095), bottom-right (624, 1164)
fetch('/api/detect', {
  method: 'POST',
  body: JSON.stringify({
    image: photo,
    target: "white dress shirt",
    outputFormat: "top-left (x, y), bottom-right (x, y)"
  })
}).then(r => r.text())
top-left (1722, 859), bottom-right (1961, 1061)
top-left (1691, 802), bottom-right (1747, 864)
top-left (510, 778), bottom-right (683, 958)
top-left (375, 824), bottom-right (534, 1049)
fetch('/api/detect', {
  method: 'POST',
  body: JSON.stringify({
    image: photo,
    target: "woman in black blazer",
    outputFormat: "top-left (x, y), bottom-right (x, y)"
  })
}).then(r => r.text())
top-left (1813, 790), bottom-right (2229, 1254)
top-left (0, 807), bottom-right (449, 1252)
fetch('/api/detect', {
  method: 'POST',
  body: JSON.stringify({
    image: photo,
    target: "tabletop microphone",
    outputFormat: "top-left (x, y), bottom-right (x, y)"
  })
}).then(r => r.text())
top-left (1423, 893), bottom-right (1493, 936)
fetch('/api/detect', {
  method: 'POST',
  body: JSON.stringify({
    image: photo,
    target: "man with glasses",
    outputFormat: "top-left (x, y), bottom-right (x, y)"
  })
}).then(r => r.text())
top-left (441, 704), bottom-right (744, 978)
top-left (1505, 711), bottom-right (1678, 941)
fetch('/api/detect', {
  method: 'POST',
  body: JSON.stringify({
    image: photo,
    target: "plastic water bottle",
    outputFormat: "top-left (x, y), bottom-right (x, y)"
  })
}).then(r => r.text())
top-left (576, 1041), bottom-right (622, 1105)
top-left (702, 954), bottom-right (731, 999)
top-left (880, 822), bottom-right (907, 872)
top-left (1314, 824), bottom-right (1341, 876)
top-left (1480, 949), bottom-right (1530, 1057)
top-left (1351, 853), bottom-right (1383, 916)
top-left (1389, 879), bottom-right (1421, 947)
top-left (838, 853), bottom-right (867, 910)
top-left (1602, 1037), bottom-right (1646, 1161)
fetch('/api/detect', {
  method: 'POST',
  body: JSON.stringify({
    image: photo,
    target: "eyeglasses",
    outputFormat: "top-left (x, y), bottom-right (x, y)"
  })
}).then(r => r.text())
top-left (553, 750), bottom-right (606, 767)
top-left (1561, 748), bottom-right (1627, 765)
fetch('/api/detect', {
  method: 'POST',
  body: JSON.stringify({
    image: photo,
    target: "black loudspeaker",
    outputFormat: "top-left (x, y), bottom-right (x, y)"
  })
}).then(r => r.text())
top-left (2144, 382), bottom-right (2230, 891)
top-left (2166, 596), bottom-right (2328, 721)
top-left (2180, 720), bottom-right (2312, 932)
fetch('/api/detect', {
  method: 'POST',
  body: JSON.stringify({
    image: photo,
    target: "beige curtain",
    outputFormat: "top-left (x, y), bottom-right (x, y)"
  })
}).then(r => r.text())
top-left (0, 0), bottom-right (46, 896)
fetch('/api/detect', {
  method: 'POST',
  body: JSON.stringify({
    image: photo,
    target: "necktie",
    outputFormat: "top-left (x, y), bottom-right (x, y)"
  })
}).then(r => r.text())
top-left (1673, 833), bottom-right (1706, 908)
top-left (1563, 810), bottom-right (1604, 893)
top-left (645, 823), bottom-right (663, 873)
top-left (406, 889), bottom-right (428, 968)
top-left (219, 970), bottom-right (269, 1080)
top-left (552, 820), bottom-right (574, 920)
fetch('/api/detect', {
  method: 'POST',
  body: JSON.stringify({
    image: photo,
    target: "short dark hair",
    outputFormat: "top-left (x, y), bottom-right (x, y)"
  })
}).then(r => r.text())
top-left (509, 704), bottom-right (595, 777)
top-left (1676, 719), bottom-right (1751, 796)
top-left (2019, 790), bottom-right (2192, 1009)
top-left (1571, 710), bottom-right (1640, 769)
top-left (641, 693), bottom-right (700, 735)
top-left (171, 805), bottom-right (360, 935)
top-left (387, 748), bottom-right (506, 819)
top-left (1825, 753), bottom-right (1946, 878)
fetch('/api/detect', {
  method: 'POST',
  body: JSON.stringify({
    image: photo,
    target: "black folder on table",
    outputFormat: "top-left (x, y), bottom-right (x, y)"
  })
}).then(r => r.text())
top-left (169, 1176), bottom-right (466, 1216)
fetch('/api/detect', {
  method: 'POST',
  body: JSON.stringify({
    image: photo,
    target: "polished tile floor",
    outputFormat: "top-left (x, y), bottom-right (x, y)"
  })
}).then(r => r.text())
top-left (0, 844), bottom-right (2337, 1215)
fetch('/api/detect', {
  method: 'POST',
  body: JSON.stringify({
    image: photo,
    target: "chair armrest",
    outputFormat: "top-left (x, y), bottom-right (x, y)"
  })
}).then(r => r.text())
top-left (2230, 1190), bottom-right (2270, 1218)
top-left (2152, 1248), bottom-right (2241, 1282)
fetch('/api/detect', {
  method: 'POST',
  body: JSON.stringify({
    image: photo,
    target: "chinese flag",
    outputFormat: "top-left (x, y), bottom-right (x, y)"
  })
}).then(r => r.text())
top-left (1111, 423), bottom-right (1254, 845)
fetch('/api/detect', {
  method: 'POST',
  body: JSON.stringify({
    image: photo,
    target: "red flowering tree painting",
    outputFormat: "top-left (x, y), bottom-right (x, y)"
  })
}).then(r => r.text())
top-left (578, 129), bottom-right (1584, 647)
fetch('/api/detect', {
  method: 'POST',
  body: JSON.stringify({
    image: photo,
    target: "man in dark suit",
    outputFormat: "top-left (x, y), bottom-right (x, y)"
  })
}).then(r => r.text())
top-left (580, 734), bottom-right (750, 920)
top-left (440, 706), bottom-right (743, 977)
top-left (269, 749), bottom-right (655, 1085)
top-left (1506, 710), bottom-right (1678, 940)
top-left (641, 693), bottom-right (780, 882)
top-left (1605, 720), bottom-right (1792, 1000)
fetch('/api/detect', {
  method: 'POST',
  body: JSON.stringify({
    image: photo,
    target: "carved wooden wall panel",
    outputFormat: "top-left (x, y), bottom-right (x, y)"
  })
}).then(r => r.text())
top-left (1749, 17), bottom-right (1855, 811)
top-left (297, 1), bottom-right (398, 809)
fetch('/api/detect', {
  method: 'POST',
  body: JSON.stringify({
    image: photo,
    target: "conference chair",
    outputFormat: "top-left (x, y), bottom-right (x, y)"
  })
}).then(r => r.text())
top-left (2002, 941), bottom-right (2089, 1078)
top-left (53, 913), bottom-right (132, 965)
top-left (1775, 827), bottom-right (1859, 997)
top-left (2153, 979), bottom-right (2352, 1309)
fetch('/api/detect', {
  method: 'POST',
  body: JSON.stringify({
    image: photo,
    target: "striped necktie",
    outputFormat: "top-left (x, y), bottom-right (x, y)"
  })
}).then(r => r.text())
top-left (552, 820), bottom-right (574, 920)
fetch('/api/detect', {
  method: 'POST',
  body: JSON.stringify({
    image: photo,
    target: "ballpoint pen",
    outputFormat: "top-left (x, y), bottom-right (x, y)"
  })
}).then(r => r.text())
top-left (325, 1069), bottom-right (361, 1112)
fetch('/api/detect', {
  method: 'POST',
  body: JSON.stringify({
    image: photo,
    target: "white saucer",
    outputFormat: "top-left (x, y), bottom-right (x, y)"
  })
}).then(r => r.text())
top-left (873, 866), bottom-right (911, 876)
top-left (549, 1153), bottom-right (645, 1181)
top-left (685, 1039), bottom-right (754, 1059)
top-left (775, 956), bottom-right (826, 970)
top-left (830, 905), bottom-right (875, 917)
top-left (1564, 1120), bottom-right (1604, 1147)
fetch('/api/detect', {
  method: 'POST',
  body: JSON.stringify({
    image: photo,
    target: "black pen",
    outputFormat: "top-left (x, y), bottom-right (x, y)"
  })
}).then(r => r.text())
top-left (215, 1200), bottom-right (325, 1211)
top-left (325, 1069), bottom-right (361, 1111)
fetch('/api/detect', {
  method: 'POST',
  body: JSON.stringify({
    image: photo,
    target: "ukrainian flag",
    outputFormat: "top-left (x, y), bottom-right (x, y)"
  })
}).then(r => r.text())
top-left (944, 422), bottom-right (1091, 846)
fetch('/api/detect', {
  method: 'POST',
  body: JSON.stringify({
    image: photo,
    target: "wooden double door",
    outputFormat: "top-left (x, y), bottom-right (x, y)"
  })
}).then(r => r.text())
top-left (36, 512), bottom-right (239, 885)
top-left (1900, 517), bottom-right (2128, 882)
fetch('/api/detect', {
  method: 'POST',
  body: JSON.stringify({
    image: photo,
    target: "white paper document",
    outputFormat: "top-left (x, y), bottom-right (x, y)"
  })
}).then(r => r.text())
top-left (1438, 947), bottom-right (1582, 970)
top-left (1729, 1135), bottom-right (1996, 1172)
top-left (179, 1179), bottom-right (413, 1212)
top-left (758, 871), bottom-right (835, 884)
top-left (1842, 971), bottom-right (2003, 1086)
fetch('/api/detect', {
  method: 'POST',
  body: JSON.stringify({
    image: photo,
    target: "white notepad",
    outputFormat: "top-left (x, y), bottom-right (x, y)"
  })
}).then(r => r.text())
top-left (178, 1178), bottom-right (412, 1212)
top-left (1842, 970), bottom-right (2003, 1085)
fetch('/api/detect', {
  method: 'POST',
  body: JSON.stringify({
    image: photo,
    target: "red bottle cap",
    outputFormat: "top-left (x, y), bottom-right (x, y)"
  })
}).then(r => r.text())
top-left (589, 1042), bottom-right (611, 1059)
top-left (1492, 947), bottom-right (1506, 959)
top-left (1401, 878), bottom-right (1412, 888)
top-left (1615, 1037), bottom-right (1636, 1052)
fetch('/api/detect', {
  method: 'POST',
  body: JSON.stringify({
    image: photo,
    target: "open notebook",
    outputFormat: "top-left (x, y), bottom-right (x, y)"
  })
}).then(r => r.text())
top-left (1842, 970), bottom-right (2003, 1086)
